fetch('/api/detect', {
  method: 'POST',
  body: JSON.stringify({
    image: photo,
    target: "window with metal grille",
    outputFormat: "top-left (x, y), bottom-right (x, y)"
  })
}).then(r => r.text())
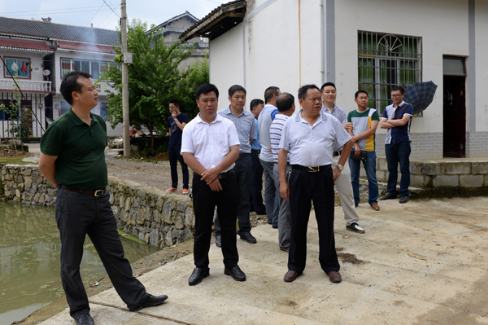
top-left (358, 31), bottom-right (422, 115)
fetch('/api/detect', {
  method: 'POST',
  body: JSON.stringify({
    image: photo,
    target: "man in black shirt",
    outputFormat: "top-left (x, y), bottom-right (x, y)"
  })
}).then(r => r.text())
top-left (166, 99), bottom-right (189, 194)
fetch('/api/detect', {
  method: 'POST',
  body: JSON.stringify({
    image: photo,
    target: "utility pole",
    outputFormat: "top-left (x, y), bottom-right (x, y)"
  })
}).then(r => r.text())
top-left (121, 0), bottom-right (130, 157)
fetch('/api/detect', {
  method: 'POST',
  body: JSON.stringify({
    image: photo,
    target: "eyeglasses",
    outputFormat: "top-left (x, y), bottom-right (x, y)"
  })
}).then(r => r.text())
top-left (391, 94), bottom-right (403, 98)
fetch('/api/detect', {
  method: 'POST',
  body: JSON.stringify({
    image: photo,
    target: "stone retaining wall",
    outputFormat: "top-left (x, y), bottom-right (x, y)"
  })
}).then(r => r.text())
top-left (373, 158), bottom-right (488, 197)
top-left (1, 165), bottom-right (195, 249)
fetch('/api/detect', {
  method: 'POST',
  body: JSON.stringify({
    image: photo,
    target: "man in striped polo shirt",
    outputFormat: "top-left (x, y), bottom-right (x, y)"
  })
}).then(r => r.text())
top-left (270, 93), bottom-right (296, 252)
top-left (347, 90), bottom-right (380, 211)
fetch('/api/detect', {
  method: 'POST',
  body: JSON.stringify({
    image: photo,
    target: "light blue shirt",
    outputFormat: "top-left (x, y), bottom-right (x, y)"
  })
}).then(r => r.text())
top-left (258, 104), bottom-right (277, 162)
top-left (218, 106), bottom-right (256, 153)
top-left (279, 110), bottom-right (351, 166)
top-left (251, 118), bottom-right (261, 150)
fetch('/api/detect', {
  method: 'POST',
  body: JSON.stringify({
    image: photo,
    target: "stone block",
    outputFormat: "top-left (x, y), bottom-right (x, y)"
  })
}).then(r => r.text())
top-left (175, 212), bottom-right (184, 229)
top-left (24, 176), bottom-right (32, 189)
top-left (162, 199), bottom-right (173, 224)
top-left (445, 162), bottom-right (471, 175)
top-left (144, 233), bottom-right (150, 244)
top-left (410, 175), bottom-right (432, 188)
top-left (177, 201), bottom-right (186, 212)
top-left (149, 229), bottom-right (159, 246)
top-left (472, 162), bottom-right (488, 175)
top-left (109, 194), bottom-right (114, 205)
top-left (185, 207), bottom-right (195, 228)
top-left (484, 175), bottom-right (488, 187)
top-left (409, 161), bottom-right (424, 175)
top-left (376, 171), bottom-right (387, 183)
top-left (15, 189), bottom-right (20, 198)
top-left (22, 168), bottom-right (32, 176)
top-left (156, 196), bottom-right (165, 212)
top-left (377, 157), bottom-right (388, 171)
top-left (459, 175), bottom-right (484, 188)
top-left (433, 175), bottom-right (459, 187)
top-left (125, 197), bottom-right (131, 211)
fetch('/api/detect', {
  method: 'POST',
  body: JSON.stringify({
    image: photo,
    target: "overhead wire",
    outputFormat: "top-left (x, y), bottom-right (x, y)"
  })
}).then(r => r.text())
top-left (102, 0), bottom-right (120, 18)
top-left (85, 3), bottom-right (106, 27)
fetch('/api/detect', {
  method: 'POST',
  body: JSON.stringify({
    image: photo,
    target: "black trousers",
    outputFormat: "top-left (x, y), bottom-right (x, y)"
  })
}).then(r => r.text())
top-left (55, 186), bottom-right (147, 319)
top-left (168, 143), bottom-right (189, 189)
top-left (250, 149), bottom-right (266, 214)
top-left (192, 170), bottom-right (239, 269)
top-left (215, 154), bottom-right (252, 235)
top-left (288, 168), bottom-right (340, 274)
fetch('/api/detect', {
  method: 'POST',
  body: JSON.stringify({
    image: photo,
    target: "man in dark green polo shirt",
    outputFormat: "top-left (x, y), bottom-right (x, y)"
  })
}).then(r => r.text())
top-left (39, 71), bottom-right (168, 325)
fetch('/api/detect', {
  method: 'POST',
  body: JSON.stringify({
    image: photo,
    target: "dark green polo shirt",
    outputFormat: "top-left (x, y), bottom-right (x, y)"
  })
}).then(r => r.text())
top-left (40, 108), bottom-right (108, 190)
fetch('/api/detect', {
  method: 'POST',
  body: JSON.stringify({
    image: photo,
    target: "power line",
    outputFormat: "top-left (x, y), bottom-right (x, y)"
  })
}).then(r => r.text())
top-left (0, 6), bottom-right (106, 15)
top-left (85, 3), bottom-right (105, 27)
top-left (97, 11), bottom-right (117, 28)
top-left (102, 0), bottom-right (120, 18)
top-left (2, 8), bottom-right (111, 17)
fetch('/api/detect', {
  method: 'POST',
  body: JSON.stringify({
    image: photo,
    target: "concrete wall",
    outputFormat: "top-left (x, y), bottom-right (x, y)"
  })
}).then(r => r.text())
top-left (209, 0), bottom-right (487, 158)
top-left (1, 165), bottom-right (195, 249)
top-left (0, 48), bottom-right (46, 82)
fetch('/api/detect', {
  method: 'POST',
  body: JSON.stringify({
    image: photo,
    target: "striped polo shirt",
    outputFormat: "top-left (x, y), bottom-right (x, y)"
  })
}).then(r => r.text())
top-left (270, 114), bottom-right (289, 163)
top-left (347, 108), bottom-right (380, 152)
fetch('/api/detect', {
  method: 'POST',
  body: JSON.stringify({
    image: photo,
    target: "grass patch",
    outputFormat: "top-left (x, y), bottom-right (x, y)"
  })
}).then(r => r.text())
top-left (117, 229), bottom-right (147, 244)
top-left (0, 154), bottom-right (33, 165)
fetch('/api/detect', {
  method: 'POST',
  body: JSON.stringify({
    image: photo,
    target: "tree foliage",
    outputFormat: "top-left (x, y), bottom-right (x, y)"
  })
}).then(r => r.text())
top-left (101, 19), bottom-right (208, 149)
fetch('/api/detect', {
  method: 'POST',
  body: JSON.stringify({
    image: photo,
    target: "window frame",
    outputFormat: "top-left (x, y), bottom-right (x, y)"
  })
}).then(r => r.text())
top-left (358, 31), bottom-right (423, 116)
top-left (4, 56), bottom-right (31, 80)
top-left (59, 57), bottom-right (117, 80)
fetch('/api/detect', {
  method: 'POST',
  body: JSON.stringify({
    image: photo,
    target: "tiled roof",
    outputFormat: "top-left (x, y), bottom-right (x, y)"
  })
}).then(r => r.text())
top-left (0, 16), bottom-right (119, 46)
top-left (157, 11), bottom-right (199, 28)
top-left (57, 41), bottom-right (116, 54)
top-left (0, 39), bottom-right (53, 52)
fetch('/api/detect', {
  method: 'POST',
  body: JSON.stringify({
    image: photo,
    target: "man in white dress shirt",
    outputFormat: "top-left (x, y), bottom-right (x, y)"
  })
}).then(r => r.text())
top-left (279, 84), bottom-right (353, 284)
top-left (181, 83), bottom-right (246, 286)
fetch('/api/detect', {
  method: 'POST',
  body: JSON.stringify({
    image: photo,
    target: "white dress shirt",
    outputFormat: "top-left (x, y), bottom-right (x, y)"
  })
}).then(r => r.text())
top-left (279, 110), bottom-right (351, 166)
top-left (181, 113), bottom-right (240, 172)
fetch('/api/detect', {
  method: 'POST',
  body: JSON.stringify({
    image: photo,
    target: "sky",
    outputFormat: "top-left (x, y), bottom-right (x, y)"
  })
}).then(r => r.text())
top-left (0, 0), bottom-right (227, 30)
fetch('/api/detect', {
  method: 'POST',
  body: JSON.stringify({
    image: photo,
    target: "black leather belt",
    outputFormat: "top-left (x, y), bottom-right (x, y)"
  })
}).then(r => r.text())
top-left (333, 151), bottom-right (342, 157)
top-left (252, 149), bottom-right (261, 154)
top-left (239, 152), bottom-right (251, 157)
top-left (291, 165), bottom-right (332, 172)
top-left (61, 185), bottom-right (106, 197)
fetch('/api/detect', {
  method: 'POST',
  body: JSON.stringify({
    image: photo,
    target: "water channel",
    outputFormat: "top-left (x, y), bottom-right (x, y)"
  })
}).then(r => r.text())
top-left (0, 201), bottom-right (159, 325)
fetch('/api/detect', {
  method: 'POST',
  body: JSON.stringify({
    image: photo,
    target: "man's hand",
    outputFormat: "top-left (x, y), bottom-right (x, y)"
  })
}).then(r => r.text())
top-left (342, 123), bottom-right (352, 132)
top-left (354, 143), bottom-right (361, 156)
top-left (333, 167), bottom-right (341, 181)
top-left (280, 182), bottom-right (290, 200)
top-left (208, 178), bottom-right (222, 191)
top-left (172, 111), bottom-right (178, 120)
top-left (201, 166), bottom-right (221, 184)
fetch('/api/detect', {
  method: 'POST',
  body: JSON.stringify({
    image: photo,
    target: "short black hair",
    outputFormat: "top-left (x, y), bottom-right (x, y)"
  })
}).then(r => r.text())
top-left (264, 86), bottom-right (280, 103)
top-left (355, 90), bottom-right (369, 99)
top-left (195, 83), bottom-right (219, 100)
top-left (60, 71), bottom-right (92, 105)
top-left (320, 82), bottom-right (336, 92)
top-left (276, 93), bottom-right (295, 112)
top-left (298, 84), bottom-right (320, 100)
top-left (169, 99), bottom-right (180, 107)
top-left (228, 85), bottom-right (247, 97)
top-left (250, 99), bottom-right (264, 111)
top-left (391, 86), bottom-right (405, 95)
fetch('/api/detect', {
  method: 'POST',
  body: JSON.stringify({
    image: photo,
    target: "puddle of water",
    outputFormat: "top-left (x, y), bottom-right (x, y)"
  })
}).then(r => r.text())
top-left (0, 201), bottom-right (159, 325)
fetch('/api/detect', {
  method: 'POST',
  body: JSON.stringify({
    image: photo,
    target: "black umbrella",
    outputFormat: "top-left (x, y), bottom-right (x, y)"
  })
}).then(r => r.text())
top-left (403, 81), bottom-right (438, 114)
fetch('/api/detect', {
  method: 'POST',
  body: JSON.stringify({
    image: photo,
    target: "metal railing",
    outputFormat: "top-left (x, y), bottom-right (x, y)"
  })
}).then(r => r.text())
top-left (0, 79), bottom-right (52, 92)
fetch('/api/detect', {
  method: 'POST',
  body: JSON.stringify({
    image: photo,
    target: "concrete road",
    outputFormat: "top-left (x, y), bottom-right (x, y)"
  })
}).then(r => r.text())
top-left (40, 197), bottom-right (488, 325)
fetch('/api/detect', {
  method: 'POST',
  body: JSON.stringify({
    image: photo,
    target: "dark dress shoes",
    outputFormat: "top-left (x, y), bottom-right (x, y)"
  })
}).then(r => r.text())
top-left (75, 314), bottom-right (94, 325)
top-left (224, 266), bottom-right (246, 281)
top-left (399, 195), bottom-right (410, 203)
top-left (188, 268), bottom-right (209, 286)
top-left (327, 271), bottom-right (342, 283)
top-left (128, 293), bottom-right (168, 311)
top-left (239, 232), bottom-right (257, 244)
top-left (381, 193), bottom-right (398, 200)
top-left (284, 270), bottom-right (302, 282)
top-left (216, 234), bottom-right (222, 247)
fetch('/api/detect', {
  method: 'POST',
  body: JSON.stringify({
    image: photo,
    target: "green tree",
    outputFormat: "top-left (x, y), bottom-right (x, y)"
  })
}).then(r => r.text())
top-left (102, 19), bottom-right (194, 149)
top-left (176, 56), bottom-right (209, 120)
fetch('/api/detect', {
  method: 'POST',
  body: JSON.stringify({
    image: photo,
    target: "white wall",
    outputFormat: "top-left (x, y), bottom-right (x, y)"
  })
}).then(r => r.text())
top-left (475, 0), bottom-right (488, 132)
top-left (209, 22), bottom-right (244, 111)
top-left (0, 49), bottom-right (47, 83)
top-left (335, 0), bottom-right (474, 135)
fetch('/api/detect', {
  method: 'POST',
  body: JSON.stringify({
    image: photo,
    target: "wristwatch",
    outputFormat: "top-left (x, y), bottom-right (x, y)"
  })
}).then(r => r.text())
top-left (336, 164), bottom-right (344, 171)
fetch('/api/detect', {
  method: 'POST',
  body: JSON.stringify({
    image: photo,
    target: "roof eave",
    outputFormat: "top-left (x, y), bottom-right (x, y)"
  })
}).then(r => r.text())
top-left (179, 1), bottom-right (246, 42)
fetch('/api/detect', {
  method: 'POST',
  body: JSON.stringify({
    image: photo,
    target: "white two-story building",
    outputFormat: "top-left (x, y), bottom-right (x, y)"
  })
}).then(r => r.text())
top-left (0, 16), bottom-right (119, 137)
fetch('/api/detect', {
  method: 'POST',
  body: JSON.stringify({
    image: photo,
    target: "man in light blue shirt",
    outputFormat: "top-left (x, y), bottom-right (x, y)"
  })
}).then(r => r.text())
top-left (258, 86), bottom-right (281, 228)
top-left (250, 99), bottom-right (266, 215)
top-left (214, 85), bottom-right (257, 246)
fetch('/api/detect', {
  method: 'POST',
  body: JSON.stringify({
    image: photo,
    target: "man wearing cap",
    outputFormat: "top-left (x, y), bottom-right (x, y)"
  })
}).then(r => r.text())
top-left (279, 84), bottom-right (353, 284)
top-left (39, 71), bottom-right (167, 325)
